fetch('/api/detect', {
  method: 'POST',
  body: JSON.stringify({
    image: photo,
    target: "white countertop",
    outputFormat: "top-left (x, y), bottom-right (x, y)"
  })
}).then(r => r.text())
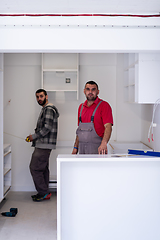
top-left (57, 153), bottom-right (160, 161)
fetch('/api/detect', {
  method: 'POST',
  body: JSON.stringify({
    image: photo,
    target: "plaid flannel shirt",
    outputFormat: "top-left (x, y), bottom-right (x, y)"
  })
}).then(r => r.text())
top-left (32, 103), bottom-right (59, 149)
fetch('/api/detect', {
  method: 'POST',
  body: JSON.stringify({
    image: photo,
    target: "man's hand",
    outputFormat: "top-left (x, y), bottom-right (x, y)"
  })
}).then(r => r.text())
top-left (72, 136), bottom-right (79, 154)
top-left (26, 135), bottom-right (33, 142)
top-left (72, 147), bottom-right (78, 154)
top-left (72, 148), bottom-right (78, 154)
top-left (98, 141), bottom-right (108, 154)
top-left (98, 123), bottom-right (112, 154)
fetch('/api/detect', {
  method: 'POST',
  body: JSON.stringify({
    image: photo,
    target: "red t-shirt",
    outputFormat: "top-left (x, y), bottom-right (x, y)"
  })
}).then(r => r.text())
top-left (78, 97), bottom-right (113, 138)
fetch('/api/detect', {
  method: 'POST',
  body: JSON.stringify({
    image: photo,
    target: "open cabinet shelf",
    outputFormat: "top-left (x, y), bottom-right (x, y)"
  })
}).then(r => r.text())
top-left (3, 144), bottom-right (12, 199)
top-left (41, 53), bottom-right (79, 100)
top-left (0, 144), bottom-right (12, 202)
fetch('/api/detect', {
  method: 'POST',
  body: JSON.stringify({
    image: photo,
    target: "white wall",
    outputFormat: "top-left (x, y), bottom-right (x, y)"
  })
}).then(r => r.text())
top-left (4, 53), bottom-right (42, 191)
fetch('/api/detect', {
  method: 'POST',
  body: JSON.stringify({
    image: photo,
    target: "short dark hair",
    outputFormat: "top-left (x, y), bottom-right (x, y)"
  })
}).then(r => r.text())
top-left (36, 89), bottom-right (47, 96)
top-left (85, 81), bottom-right (99, 90)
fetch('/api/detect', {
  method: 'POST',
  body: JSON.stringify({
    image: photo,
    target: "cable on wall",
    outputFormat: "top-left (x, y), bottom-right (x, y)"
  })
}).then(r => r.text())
top-left (148, 98), bottom-right (160, 142)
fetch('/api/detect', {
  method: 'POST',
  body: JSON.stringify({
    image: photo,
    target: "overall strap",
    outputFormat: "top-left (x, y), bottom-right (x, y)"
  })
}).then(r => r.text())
top-left (79, 104), bottom-right (84, 122)
top-left (91, 101), bottom-right (103, 122)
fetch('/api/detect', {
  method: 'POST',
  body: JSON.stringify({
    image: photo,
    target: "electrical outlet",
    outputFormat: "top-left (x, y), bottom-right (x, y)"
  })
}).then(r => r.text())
top-left (66, 78), bottom-right (71, 83)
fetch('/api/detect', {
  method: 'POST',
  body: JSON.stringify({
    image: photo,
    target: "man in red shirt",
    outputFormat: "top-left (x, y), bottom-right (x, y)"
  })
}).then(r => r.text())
top-left (72, 81), bottom-right (113, 154)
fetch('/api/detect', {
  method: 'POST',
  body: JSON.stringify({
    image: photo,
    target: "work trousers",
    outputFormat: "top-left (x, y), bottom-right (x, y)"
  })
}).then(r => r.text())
top-left (29, 148), bottom-right (52, 195)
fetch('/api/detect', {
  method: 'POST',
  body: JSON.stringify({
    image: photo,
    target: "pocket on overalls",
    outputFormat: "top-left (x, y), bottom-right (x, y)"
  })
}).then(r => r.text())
top-left (78, 127), bottom-right (93, 143)
top-left (76, 122), bottom-right (94, 143)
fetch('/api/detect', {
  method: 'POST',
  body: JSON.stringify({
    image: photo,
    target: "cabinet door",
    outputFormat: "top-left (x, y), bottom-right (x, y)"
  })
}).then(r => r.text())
top-left (137, 56), bottom-right (160, 103)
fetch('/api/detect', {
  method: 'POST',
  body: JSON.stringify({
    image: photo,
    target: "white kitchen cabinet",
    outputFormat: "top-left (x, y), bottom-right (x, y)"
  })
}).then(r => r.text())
top-left (124, 53), bottom-right (160, 103)
top-left (3, 144), bottom-right (12, 197)
top-left (57, 154), bottom-right (160, 240)
top-left (0, 144), bottom-right (11, 202)
top-left (41, 53), bottom-right (79, 99)
top-left (0, 54), bottom-right (11, 202)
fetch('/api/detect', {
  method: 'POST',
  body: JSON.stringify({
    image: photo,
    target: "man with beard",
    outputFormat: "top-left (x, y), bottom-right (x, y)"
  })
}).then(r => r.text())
top-left (26, 89), bottom-right (59, 202)
top-left (72, 81), bottom-right (113, 155)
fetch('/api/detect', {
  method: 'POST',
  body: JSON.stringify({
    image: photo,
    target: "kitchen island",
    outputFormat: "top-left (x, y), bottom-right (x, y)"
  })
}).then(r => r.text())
top-left (57, 154), bottom-right (160, 240)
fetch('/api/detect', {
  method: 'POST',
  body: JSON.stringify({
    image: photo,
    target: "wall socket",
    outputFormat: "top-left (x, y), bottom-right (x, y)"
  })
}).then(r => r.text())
top-left (66, 78), bottom-right (71, 83)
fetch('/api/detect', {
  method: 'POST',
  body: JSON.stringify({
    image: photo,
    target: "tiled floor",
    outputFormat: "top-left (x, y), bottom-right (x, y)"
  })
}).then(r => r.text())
top-left (0, 191), bottom-right (57, 240)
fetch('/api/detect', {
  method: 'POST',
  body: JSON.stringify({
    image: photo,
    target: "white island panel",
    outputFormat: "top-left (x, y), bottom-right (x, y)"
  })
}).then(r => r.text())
top-left (57, 154), bottom-right (160, 240)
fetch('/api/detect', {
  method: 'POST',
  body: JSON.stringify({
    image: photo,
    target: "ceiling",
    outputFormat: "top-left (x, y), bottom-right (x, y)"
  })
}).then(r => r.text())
top-left (0, 0), bottom-right (160, 15)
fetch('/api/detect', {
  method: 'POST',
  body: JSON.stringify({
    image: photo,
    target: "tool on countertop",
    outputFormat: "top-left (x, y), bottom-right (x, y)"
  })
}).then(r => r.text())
top-left (128, 149), bottom-right (160, 157)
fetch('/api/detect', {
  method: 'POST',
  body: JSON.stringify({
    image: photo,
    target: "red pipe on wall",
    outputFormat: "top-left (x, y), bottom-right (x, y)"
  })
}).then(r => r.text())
top-left (0, 13), bottom-right (160, 18)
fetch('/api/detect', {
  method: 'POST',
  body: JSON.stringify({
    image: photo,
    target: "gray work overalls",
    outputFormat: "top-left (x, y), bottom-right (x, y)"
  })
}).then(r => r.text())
top-left (76, 101), bottom-right (103, 154)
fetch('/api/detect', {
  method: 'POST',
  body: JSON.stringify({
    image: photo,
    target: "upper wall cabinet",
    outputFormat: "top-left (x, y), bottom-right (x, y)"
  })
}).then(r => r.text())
top-left (41, 53), bottom-right (79, 100)
top-left (124, 53), bottom-right (160, 104)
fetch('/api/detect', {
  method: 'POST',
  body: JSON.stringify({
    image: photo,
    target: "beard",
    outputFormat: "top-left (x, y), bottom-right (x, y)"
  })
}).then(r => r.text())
top-left (86, 94), bottom-right (97, 101)
top-left (38, 97), bottom-right (46, 106)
